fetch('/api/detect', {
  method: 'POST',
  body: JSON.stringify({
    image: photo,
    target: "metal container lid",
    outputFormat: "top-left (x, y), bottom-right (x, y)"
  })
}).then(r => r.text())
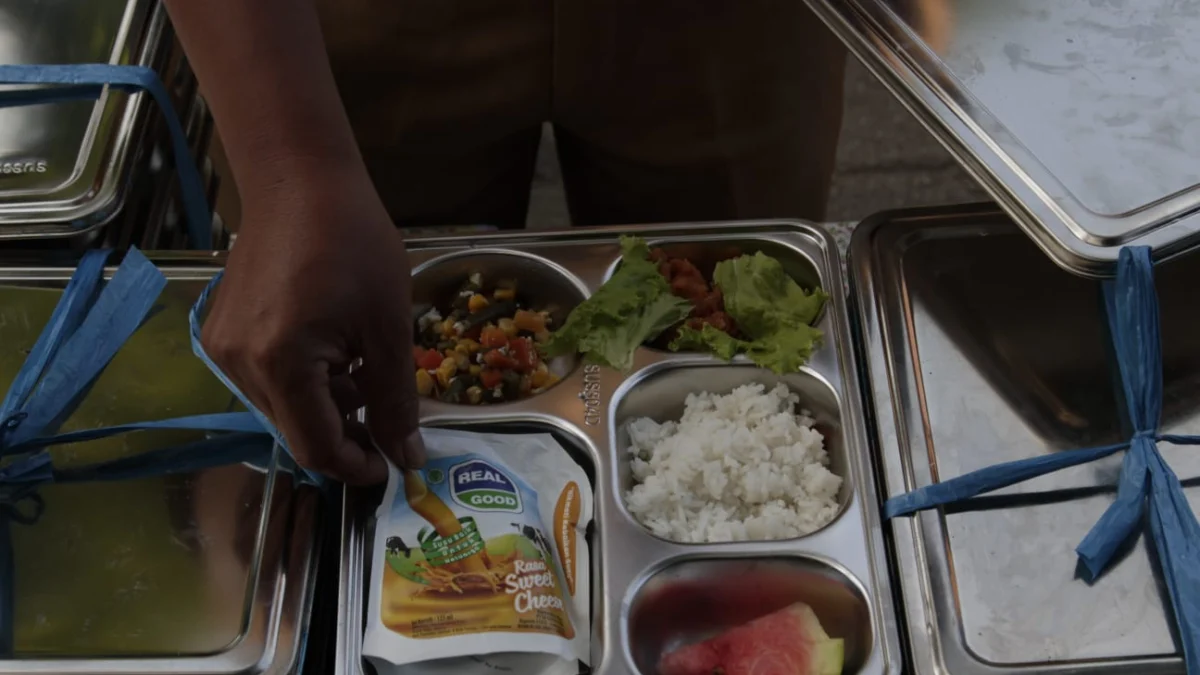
top-left (850, 204), bottom-right (1200, 674)
top-left (809, 0), bottom-right (1200, 277)
top-left (0, 0), bottom-right (165, 238)
top-left (0, 253), bottom-right (319, 674)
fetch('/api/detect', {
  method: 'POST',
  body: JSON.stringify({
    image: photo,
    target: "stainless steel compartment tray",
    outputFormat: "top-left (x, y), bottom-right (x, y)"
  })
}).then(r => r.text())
top-left (335, 222), bottom-right (901, 675)
top-left (850, 204), bottom-right (1200, 675)
top-left (0, 253), bottom-right (320, 675)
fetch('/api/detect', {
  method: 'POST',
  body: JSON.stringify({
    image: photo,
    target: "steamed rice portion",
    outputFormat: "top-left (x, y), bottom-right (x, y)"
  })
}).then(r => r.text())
top-left (624, 383), bottom-right (842, 543)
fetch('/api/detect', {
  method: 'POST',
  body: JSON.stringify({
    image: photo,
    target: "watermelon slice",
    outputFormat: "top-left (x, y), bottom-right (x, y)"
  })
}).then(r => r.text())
top-left (657, 602), bottom-right (844, 675)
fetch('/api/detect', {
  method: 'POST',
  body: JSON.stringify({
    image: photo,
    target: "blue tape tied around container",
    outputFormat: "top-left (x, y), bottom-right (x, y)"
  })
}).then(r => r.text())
top-left (0, 248), bottom-right (319, 655)
top-left (884, 246), bottom-right (1200, 674)
top-left (0, 64), bottom-right (213, 249)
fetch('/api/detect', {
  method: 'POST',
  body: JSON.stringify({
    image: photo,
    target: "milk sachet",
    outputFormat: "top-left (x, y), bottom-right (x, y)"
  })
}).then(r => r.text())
top-left (364, 428), bottom-right (592, 675)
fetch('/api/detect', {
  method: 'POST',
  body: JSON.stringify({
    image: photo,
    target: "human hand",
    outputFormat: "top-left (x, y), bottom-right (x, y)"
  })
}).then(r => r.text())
top-left (202, 170), bottom-right (425, 484)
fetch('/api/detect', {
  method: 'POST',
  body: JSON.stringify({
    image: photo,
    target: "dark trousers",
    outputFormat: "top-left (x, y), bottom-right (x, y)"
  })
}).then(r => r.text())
top-left (318, 0), bottom-right (847, 228)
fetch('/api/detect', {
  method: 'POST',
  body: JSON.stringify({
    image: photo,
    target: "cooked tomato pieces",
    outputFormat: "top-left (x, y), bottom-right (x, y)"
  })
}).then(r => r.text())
top-left (508, 337), bottom-right (540, 373)
top-left (650, 248), bottom-right (741, 343)
top-left (414, 347), bottom-right (445, 371)
top-left (479, 369), bottom-right (504, 390)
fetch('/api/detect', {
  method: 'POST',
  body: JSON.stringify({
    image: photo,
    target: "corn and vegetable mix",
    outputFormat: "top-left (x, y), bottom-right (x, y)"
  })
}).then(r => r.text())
top-left (413, 273), bottom-right (560, 404)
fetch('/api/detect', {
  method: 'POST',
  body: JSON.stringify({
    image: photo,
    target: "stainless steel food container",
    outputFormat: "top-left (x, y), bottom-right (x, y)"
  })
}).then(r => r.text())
top-left (805, 0), bottom-right (1200, 277)
top-left (0, 251), bottom-right (319, 674)
top-left (0, 0), bottom-right (224, 249)
top-left (850, 204), bottom-right (1200, 674)
top-left (333, 223), bottom-right (903, 675)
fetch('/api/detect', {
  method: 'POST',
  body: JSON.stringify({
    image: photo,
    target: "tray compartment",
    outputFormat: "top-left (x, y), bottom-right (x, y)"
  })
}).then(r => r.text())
top-left (606, 236), bottom-right (830, 354)
top-left (608, 236), bottom-right (825, 293)
top-left (411, 249), bottom-right (590, 403)
top-left (623, 556), bottom-right (873, 675)
top-left (609, 363), bottom-right (851, 543)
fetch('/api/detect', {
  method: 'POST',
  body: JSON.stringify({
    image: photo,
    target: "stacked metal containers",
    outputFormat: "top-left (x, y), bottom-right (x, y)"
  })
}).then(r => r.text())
top-left (0, 2), bottom-right (313, 674)
top-left (0, 0), bottom-right (225, 250)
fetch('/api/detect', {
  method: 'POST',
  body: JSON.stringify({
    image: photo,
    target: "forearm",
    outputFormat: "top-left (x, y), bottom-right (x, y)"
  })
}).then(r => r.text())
top-left (164, 0), bottom-right (366, 199)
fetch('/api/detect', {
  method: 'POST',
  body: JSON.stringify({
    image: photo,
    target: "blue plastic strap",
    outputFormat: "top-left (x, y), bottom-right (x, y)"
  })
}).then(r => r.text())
top-left (53, 432), bottom-right (276, 484)
top-left (883, 247), bottom-right (1200, 674)
top-left (6, 248), bottom-right (167, 447)
top-left (883, 441), bottom-right (1131, 518)
top-left (5, 412), bottom-right (263, 454)
top-left (0, 453), bottom-right (52, 486)
top-left (0, 64), bottom-right (213, 249)
top-left (0, 250), bottom-right (110, 422)
top-left (1089, 247), bottom-right (1200, 670)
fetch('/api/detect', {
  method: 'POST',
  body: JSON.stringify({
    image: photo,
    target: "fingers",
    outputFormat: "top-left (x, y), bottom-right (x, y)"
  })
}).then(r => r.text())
top-left (271, 369), bottom-right (384, 480)
top-left (204, 307), bottom-right (387, 484)
top-left (266, 366), bottom-right (388, 485)
top-left (358, 319), bottom-right (426, 469)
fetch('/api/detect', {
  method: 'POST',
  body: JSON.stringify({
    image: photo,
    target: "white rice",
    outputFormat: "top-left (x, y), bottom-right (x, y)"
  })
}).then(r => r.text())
top-left (624, 383), bottom-right (842, 543)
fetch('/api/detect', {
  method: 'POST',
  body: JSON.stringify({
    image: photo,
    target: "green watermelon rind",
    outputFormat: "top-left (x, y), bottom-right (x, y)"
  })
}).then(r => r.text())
top-left (813, 637), bottom-right (845, 675)
top-left (792, 602), bottom-right (844, 675)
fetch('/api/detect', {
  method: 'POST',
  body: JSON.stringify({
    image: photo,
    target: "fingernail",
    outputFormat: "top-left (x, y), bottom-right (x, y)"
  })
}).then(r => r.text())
top-left (403, 430), bottom-right (427, 468)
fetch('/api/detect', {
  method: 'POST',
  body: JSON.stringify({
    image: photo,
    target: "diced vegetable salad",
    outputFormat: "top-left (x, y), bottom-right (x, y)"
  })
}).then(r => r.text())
top-left (413, 273), bottom-right (560, 404)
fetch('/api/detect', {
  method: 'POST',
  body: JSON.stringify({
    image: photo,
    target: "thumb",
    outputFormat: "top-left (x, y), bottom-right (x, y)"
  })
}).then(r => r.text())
top-left (360, 327), bottom-right (425, 469)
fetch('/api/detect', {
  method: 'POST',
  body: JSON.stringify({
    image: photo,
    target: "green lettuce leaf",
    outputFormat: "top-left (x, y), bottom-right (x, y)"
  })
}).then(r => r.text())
top-left (542, 236), bottom-right (692, 371)
top-left (669, 323), bottom-right (743, 360)
top-left (669, 320), bottom-right (823, 374)
top-left (714, 252), bottom-right (827, 333)
top-left (671, 252), bottom-right (827, 374)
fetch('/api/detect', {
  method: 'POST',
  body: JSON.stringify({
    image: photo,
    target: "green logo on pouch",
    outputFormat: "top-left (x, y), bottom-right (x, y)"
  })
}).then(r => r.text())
top-left (417, 518), bottom-right (487, 568)
top-left (448, 460), bottom-right (524, 514)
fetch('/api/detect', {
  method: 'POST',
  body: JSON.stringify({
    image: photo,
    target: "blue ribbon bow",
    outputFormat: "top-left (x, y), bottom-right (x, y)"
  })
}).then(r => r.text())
top-left (885, 246), bottom-right (1200, 673)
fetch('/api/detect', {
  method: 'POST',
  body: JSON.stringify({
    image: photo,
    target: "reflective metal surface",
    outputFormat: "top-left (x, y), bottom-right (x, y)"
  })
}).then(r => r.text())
top-left (806, 0), bottom-right (1200, 276)
top-left (850, 204), bottom-right (1200, 674)
top-left (335, 223), bottom-right (902, 675)
top-left (0, 252), bottom-right (319, 673)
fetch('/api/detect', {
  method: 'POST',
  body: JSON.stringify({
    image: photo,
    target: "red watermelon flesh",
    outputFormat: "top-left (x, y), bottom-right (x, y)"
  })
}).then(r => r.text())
top-left (657, 602), bottom-right (844, 675)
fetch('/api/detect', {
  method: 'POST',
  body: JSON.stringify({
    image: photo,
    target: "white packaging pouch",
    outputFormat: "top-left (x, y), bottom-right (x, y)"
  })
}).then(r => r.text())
top-left (363, 428), bottom-right (592, 675)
